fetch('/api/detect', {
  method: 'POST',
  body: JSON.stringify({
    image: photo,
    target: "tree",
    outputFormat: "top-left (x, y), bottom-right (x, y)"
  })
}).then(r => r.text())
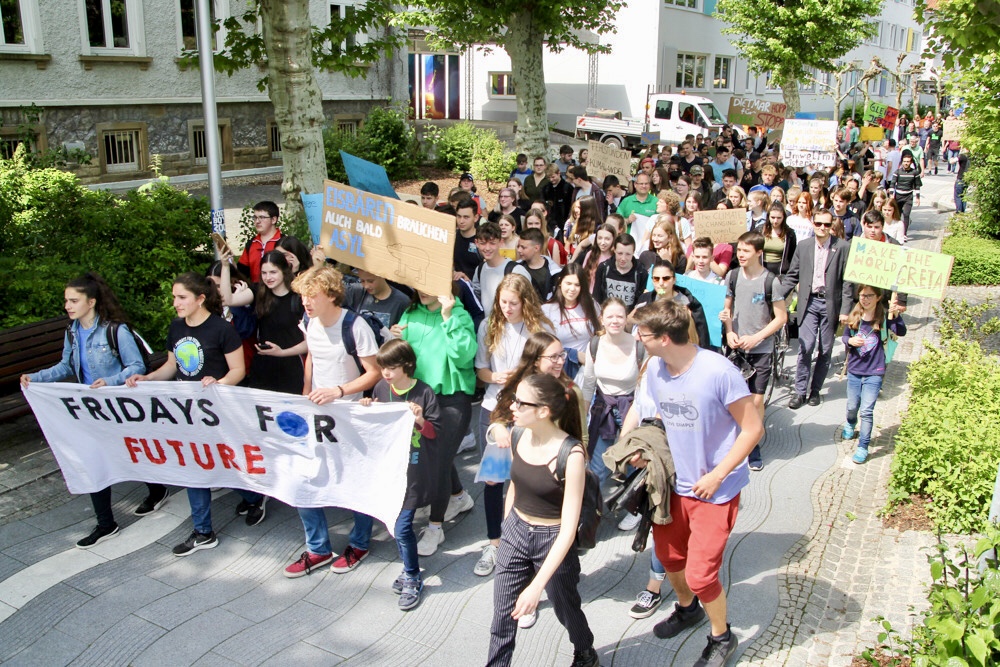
top-left (407, 0), bottom-right (623, 157)
top-left (716, 0), bottom-right (884, 116)
top-left (883, 53), bottom-right (921, 114)
top-left (184, 0), bottom-right (402, 217)
top-left (916, 0), bottom-right (1000, 70)
top-left (809, 62), bottom-right (861, 125)
top-left (855, 56), bottom-right (884, 116)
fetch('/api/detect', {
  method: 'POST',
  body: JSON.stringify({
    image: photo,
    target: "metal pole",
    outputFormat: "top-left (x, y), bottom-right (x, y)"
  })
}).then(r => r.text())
top-left (196, 0), bottom-right (225, 239)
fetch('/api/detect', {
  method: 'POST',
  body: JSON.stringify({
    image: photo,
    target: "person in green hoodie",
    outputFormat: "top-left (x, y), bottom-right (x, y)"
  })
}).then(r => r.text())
top-left (390, 287), bottom-right (478, 557)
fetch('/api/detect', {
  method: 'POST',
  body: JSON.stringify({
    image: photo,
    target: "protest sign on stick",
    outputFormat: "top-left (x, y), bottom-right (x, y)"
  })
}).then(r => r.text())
top-left (728, 97), bottom-right (787, 131)
top-left (587, 139), bottom-right (632, 183)
top-left (844, 237), bottom-right (954, 300)
top-left (780, 120), bottom-right (837, 168)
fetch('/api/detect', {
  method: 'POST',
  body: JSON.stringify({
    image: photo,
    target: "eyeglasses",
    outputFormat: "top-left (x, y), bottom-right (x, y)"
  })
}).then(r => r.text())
top-left (540, 351), bottom-right (568, 361)
top-left (636, 330), bottom-right (657, 340)
top-left (511, 397), bottom-right (542, 410)
top-left (651, 275), bottom-right (674, 282)
top-left (814, 221), bottom-right (834, 228)
top-left (859, 293), bottom-right (878, 299)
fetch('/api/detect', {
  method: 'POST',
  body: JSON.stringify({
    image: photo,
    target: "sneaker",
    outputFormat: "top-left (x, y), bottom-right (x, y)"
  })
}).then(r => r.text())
top-left (474, 544), bottom-right (498, 576)
top-left (134, 488), bottom-right (169, 516)
top-left (653, 600), bottom-right (706, 639)
top-left (748, 460), bottom-right (764, 472)
top-left (172, 531), bottom-right (218, 557)
top-left (807, 392), bottom-right (821, 406)
top-left (235, 499), bottom-right (251, 516)
top-left (618, 512), bottom-right (641, 531)
top-left (330, 546), bottom-right (369, 573)
top-left (571, 647), bottom-right (600, 667)
top-left (628, 589), bottom-right (662, 619)
top-left (392, 571), bottom-right (407, 595)
top-left (417, 525), bottom-right (445, 557)
top-left (788, 394), bottom-right (805, 410)
top-left (518, 609), bottom-right (538, 629)
top-left (444, 492), bottom-right (475, 521)
top-left (457, 431), bottom-right (478, 453)
top-left (852, 447), bottom-right (869, 464)
top-left (284, 551), bottom-right (333, 578)
top-left (842, 422), bottom-right (856, 440)
top-left (693, 627), bottom-right (738, 667)
top-left (245, 497), bottom-right (268, 526)
top-left (76, 524), bottom-right (119, 549)
top-left (398, 576), bottom-right (424, 611)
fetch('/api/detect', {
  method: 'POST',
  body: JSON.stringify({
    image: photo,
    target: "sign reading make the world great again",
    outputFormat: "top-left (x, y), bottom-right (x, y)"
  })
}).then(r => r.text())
top-left (320, 180), bottom-right (456, 295)
top-left (844, 237), bottom-right (954, 300)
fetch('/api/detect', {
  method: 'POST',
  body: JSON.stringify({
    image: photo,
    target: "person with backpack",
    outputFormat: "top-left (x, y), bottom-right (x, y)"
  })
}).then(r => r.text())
top-left (841, 285), bottom-right (906, 464)
top-left (238, 200), bottom-right (283, 282)
top-left (21, 273), bottom-right (169, 549)
top-left (719, 232), bottom-right (787, 471)
top-left (541, 263), bottom-right (601, 384)
top-left (486, 373), bottom-right (599, 667)
top-left (282, 265), bottom-right (382, 577)
top-left (472, 221), bottom-right (531, 317)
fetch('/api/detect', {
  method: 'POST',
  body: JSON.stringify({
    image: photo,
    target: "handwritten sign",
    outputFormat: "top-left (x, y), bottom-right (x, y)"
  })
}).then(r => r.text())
top-left (942, 119), bottom-right (965, 143)
top-left (844, 237), bottom-right (954, 300)
top-left (693, 208), bottom-right (748, 244)
top-left (863, 102), bottom-right (898, 130)
top-left (675, 274), bottom-right (725, 348)
top-left (780, 119), bottom-right (837, 168)
top-left (320, 180), bottom-right (455, 295)
top-left (588, 139), bottom-right (632, 183)
top-left (728, 97), bottom-right (787, 131)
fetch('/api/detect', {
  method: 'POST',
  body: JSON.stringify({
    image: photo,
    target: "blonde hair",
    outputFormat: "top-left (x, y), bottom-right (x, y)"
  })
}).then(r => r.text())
top-left (727, 186), bottom-right (748, 208)
top-left (748, 190), bottom-right (769, 209)
top-left (484, 274), bottom-right (553, 353)
top-left (291, 265), bottom-right (344, 305)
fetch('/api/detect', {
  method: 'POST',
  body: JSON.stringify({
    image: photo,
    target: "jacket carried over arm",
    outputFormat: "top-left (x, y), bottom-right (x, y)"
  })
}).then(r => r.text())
top-left (603, 422), bottom-right (677, 525)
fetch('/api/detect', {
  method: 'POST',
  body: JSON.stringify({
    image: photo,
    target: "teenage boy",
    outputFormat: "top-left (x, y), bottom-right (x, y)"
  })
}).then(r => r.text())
top-left (709, 145), bottom-right (742, 183)
top-left (515, 228), bottom-right (562, 302)
top-left (689, 165), bottom-right (712, 209)
top-left (557, 144), bottom-right (577, 178)
top-left (285, 265), bottom-right (381, 578)
top-left (472, 221), bottom-right (531, 315)
top-left (238, 200), bottom-right (282, 282)
top-left (344, 268), bottom-right (411, 330)
top-left (453, 199), bottom-right (482, 282)
top-left (748, 164), bottom-right (778, 195)
top-left (830, 186), bottom-right (863, 240)
top-left (420, 182), bottom-right (450, 213)
top-left (708, 170), bottom-right (739, 208)
top-left (719, 232), bottom-right (787, 471)
top-left (739, 152), bottom-right (763, 190)
top-left (568, 166), bottom-right (607, 223)
top-left (593, 234), bottom-right (648, 310)
top-left (686, 237), bottom-right (724, 285)
top-left (603, 175), bottom-right (627, 217)
top-left (622, 299), bottom-right (764, 667)
top-left (510, 153), bottom-right (532, 183)
top-left (779, 209), bottom-right (854, 409)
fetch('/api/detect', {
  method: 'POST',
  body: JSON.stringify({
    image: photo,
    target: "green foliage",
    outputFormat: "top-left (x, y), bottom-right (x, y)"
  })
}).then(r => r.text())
top-left (961, 158), bottom-right (1000, 239)
top-left (887, 340), bottom-right (1000, 533)
top-left (323, 105), bottom-right (420, 184)
top-left (917, 0), bottom-right (1000, 71)
top-left (426, 122), bottom-right (516, 192)
top-left (935, 298), bottom-right (1000, 347)
top-left (862, 526), bottom-right (1000, 667)
top-left (0, 106), bottom-right (91, 168)
top-left (0, 154), bottom-right (212, 348)
top-left (941, 234), bottom-right (1000, 286)
top-left (427, 122), bottom-right (477, 171)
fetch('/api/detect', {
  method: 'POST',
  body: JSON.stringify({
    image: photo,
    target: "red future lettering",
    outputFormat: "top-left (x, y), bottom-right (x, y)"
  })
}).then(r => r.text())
top-left (244, 445), bottom-right (266, 474)
top-left (122, 437), bottom-right (267, 474)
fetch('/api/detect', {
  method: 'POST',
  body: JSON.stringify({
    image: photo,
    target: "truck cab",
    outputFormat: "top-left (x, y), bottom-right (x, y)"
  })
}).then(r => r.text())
top-left (646, 94), bottom-right (737, 144)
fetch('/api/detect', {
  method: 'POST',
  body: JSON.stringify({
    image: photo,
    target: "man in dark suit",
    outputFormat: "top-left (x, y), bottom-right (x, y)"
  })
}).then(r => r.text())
top-left (779, 208), bottom-right (855, 409)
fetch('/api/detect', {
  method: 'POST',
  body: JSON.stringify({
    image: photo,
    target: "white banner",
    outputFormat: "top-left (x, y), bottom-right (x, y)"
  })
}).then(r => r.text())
top-left (780, 119), bottom-right (838, 168)
top-left (23, 382), bottom-right (415, 535)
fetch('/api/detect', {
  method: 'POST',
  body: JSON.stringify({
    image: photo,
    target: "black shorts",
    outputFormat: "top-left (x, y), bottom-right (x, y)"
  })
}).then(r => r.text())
top-left (746, 352), bottom-right (773, 395)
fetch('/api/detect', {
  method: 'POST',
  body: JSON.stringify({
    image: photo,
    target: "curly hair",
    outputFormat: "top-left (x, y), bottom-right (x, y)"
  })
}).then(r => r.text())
top-left (484, 274), bottom-right (553, 353)
top-left (290, 265), bottom-right (344, 305)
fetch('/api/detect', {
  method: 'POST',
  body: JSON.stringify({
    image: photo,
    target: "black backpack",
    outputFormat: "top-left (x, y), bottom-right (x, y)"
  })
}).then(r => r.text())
top-left (341, 308), bottom-right (384, 375)
top-left (67, 322), bottom-right (154, 374)
top-left (726, 267), bottom-right (777, 319)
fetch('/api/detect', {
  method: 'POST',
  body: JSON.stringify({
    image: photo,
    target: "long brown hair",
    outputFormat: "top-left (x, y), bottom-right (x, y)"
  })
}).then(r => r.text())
top-left (569, 195), bottom-right (600, 246)
top-left (490, 331), bottom-right (573, 423)
top-left (847, 284), bottom-right (885, 332)
top-left (255, 251), bottom-right (296, 319)
top-left (650, 217), bottom-right (684, 266)
top-left (174, 272), bottom-right (223, 316)
top-left (65, 273), bottom-right (129, 325)
top-left (584, 223), bottom-right (618, 279)
top-left (484, 274), bottom-right (553, 353)
top-left (521, 373), bottom-right (583, 442)
top-left (548, 263), bottom-right (601, 337)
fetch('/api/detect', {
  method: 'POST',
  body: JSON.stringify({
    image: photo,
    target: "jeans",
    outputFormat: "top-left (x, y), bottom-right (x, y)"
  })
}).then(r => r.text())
top-left (955, 180), bottom-right (967, 213)
top-left (846, 373), bottom-right (884, 449)
top-left (588, 436), bottom-right (615, 484)
top-left (188, 488), bottom-right (262, 534)
top-left (946, 148), bottom-right (959, 171)
top-left (795, 295), bottom-right (835, 398)
top-left (395, 509), bottom-right (419, 578)
top-left (297, 508), bottom-right (374, 554)
top-left (650, 545), bottom-right (666, 581)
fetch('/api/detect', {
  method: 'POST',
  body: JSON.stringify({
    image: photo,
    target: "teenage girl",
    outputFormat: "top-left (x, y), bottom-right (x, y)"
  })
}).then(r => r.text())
top-left (581, 223), bottom-right (617, 295)
top-left (541, 263), bottom-right (601, 383)
top-left (524, 209), bottom-right (568, 265)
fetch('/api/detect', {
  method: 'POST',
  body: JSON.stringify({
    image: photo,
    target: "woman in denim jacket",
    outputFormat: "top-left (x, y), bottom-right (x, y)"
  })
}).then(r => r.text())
top-left (20, 273), bottom-right (169, 548)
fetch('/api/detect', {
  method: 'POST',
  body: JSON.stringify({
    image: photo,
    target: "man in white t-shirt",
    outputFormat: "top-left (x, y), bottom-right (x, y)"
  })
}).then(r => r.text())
top-left (472, 221), bottom-right (531, 315)
top-left (685, 237), bottom-right (725, 285)
top-left (284, 265), bottom-right (381, 579)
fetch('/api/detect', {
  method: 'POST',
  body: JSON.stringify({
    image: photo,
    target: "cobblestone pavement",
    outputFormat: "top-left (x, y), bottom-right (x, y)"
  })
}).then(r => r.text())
top-left (0, 174), bottom-right (963, 666)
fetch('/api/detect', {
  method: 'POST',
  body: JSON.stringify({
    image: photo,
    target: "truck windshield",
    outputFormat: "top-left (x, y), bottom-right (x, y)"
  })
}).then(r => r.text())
top-left (698, 103), bottom-right (727, 126)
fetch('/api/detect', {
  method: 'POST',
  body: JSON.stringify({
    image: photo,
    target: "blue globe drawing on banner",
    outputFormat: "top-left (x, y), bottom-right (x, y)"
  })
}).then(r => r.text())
top-left (276, 411), bottom-right (309, 438)
top-left (175, 340), bottom-right (202, 375)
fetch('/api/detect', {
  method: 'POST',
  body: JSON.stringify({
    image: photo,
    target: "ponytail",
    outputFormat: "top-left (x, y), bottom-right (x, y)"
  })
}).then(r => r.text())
top-left (523, 374), bottom-right (583, 442)
top-left (173, 272), bottom-right (223, 317)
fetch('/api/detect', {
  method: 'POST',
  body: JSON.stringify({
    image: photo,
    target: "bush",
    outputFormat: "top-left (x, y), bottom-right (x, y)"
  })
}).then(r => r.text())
top-left (428, 122), bottom-right (516, 192)
top-left (887, 339), bottom-right (1000, 533)
top-left (941, 234), bottom-right (1000, 286)
top-left (0, 153), bottom-right (212, 348)
top-left (430, 122), bottom-right (478, 171)
top-left (323, 105), bottom-right (420, 184)
top-left (963, 157), bottom-right (1000, 239)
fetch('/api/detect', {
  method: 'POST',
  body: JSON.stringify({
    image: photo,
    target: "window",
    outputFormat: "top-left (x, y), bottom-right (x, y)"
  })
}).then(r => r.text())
top-left (713, 56), bottom-right (732, 90)
top-left (664, 0), bottom-right (698, 8)
top-left (654, 100), bottom-right (673, 120)
top-left (188, 119), bottom-right (232, 166)
top-left (336, 117), bottom-right (361, 135)
top-left (1, 0), bottom-right (24, 46)
top-left (179, 0), bottom-right (228, 51)
top-left (83, 0), bottom-right (144, 54)
top-left (267, 119), bottom-right (282, 159)
top-left (97, 123), bottom-right (147, 174)
top-left (329, 3), bottom-right (357, 56)
top-left (1, 0), bottom-right (42, 52)
top-left (676, 53), bottom-right (706, 90)
top-left (489, 72), bottom-right (515, 98)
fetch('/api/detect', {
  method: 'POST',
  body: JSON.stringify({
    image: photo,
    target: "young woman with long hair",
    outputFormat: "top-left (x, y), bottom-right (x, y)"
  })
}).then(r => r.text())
top-left (581, 223), bottom-right (617, 295)
top-left (754, 202), bottom-right (798, 276)
top-left (786, 190), bottom-right (815, 241)
top-left (638, 218), bottom-right (687, 275)
top-left (498, 214), bottom-right (520, 261)
top-left (541, 264), bottom-right (602, 383)
top-left (566, 195), bottom-right (600, 261)
top-left (880, 198), bottom-right (906, 244)
top-left (21, 273), bottom-right (168, 549)
top-left (127, 272), bottom-right (267, 556)
top-left (727, 185), bottom-right (749, 210)
top-left (275, 235), bottom-right (315, 274)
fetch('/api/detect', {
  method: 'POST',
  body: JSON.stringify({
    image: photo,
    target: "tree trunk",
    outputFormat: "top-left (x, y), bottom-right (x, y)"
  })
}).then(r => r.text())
top-left (779, 77), bottom-right (801, 118)
top-left (260, 0), bottom-right (327, 220)
top-left (831, 77), bottom-right (843, 126)
top-left (504, 10), bottom-right (549, 158)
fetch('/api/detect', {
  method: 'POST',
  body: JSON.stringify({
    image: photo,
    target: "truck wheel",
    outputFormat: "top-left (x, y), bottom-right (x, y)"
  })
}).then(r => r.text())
top-left (601, 136), bottom-right (623, 150)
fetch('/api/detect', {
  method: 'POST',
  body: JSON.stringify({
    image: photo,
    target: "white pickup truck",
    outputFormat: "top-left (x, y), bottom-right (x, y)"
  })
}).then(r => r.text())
top-left (575, 93), bottom-right (741, 151)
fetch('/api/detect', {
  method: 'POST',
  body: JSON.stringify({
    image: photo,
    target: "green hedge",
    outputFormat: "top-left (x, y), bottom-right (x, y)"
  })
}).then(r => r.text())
top-left (942, 233), bottom-right (1000, 286)
top-left (323, 105), bottom-right (420, 184)
top-left (0, 152), bottom-right (212, 349)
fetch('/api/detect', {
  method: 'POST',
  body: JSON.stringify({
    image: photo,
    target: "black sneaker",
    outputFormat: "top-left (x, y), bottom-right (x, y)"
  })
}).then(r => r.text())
top-left (235, 499), bottom-right (252, 516)
top-left (693, 626), bottom-right (738, 667)
top-left (76, 524), bottom-right (120, 549)
top-left (653, 600), bottom-right (706, 639)
top-left (172, 531), bottom-right (219, 556)
top-left (570, 647), bottom-right (600, 667)
top-left (245, 497), bottom-right (268, 526)
top-left (628, 589), bottom-right (662, 619)
top-left (748, 460), bottom-right (764, 471)
top-left (134, 488), bottom-right (169, 516)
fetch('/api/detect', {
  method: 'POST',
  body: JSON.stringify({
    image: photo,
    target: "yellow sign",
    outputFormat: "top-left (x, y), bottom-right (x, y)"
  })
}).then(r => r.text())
top-left (844, 237), bottom-right (954, 300)
top-left (319, 180), bottom-right (456, 295)
top-left (859, 126), bottom-right (885, 142)
top-left (587, 139), bottom-right (632, 183)
top-left (693, 208), bottom-right (748, 244)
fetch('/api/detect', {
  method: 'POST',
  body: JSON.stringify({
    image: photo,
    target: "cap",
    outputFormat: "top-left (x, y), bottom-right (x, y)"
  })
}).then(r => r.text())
top-left (460, 172), bottom-right (474, 182)
top-left (749, 151), bottom-right (761, 162)
top-left (689, 165), bottom-right (704, 175)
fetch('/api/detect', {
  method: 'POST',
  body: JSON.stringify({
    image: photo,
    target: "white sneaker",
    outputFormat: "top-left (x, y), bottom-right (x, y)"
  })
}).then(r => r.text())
top-left (518, 610), bottom-right (538, 629)
top-left (474, 544), bottom-right (498, 576)
top-left (457, 431), bottom-right (477, 453)
top-left (443, 492), bottom-right (475, 521)
top-left (618, 512), bottom-right (642, 531)
top-left (416, 526), bottom-right (445, 557)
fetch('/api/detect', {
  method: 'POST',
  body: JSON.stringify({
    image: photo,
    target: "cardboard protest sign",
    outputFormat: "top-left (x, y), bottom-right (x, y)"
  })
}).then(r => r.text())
top-left (320, 180), bottom-right (455, 295)
top-left (23, 382), bottom-right (415, 534)
top-left (588, 139), bottom-right (632, 183)
top-left (728, 97), bottom-right (787, 131)
top-left (675, 274), bottom-right (725, 348)
top-left (341, 151), bottom-right (399, 200)
top-left (844, 237), bottom-right (954, 300)
top-left (780, 119), bottom-right (837, 168)
top-left (859, 126), bottom-right (885, 142)
top-left (693, 208), bottom-right (748, 244)
top-left (942, 119), bottom-right (965, 143)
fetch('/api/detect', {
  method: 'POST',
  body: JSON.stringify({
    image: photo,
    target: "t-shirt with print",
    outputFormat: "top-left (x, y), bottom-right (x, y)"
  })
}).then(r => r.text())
top-left (305, 308), bottom-right (379, 399)
top-left (593, 260), bottom-right (647, 310)
top-left (167, 314), bottom-right (243, 382)
top-left (638, 349), bottom-right (750, 503)
top-left (453, 231), bottom-right (482, 279)
top-left (475, 319), bottom-right (531, 411)
top-left (343, 283), bottom-right (410, 330)
top-left (373, 378), bottom-right (441, 510)
top-left (542, 302), bottom-right (596, 354)
top-left (727, 268), bottom-right (783, 353)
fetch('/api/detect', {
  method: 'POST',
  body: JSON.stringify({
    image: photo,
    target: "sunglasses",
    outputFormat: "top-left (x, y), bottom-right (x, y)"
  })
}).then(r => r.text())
top-left (511, 397), bottom-right (542, 410)
top-left (651, 275), bottom-right (675, 282)
top-left (814, 221), bottom-right (834, 228)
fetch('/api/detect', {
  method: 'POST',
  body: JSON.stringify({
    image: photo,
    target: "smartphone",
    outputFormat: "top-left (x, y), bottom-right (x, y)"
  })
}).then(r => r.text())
top-left (257, 342), bottom-right (273, 350)
top-left (211, 232), bottom-right (230, 257)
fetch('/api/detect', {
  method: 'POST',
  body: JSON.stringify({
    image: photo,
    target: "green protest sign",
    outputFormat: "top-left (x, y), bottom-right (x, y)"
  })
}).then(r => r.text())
top-left (844, 237), bottom-right (954, 300)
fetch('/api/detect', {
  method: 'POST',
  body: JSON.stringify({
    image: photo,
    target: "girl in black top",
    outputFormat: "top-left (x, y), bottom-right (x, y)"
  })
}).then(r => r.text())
top-left (487, 373), bottom-right (598, 667)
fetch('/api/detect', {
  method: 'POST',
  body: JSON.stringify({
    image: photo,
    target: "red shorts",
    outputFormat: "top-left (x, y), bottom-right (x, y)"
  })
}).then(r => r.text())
top-left (652, 493), bottom-right (740, 604)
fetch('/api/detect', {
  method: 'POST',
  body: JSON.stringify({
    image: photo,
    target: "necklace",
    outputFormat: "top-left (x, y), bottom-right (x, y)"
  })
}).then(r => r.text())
top-left (501, 321), bottom-right (526, 371)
